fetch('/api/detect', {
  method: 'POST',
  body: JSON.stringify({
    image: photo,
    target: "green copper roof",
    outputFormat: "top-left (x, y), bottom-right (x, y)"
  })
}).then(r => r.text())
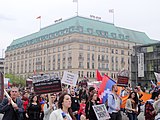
top-left (7, 16), bottom-right (156, 51)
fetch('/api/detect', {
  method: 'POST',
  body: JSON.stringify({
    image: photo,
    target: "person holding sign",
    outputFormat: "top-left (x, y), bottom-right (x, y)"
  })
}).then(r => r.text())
top-left (85, 92), bottom-right (98, 120)
top-left (0, 87), bottom-right (24, 120)
top-left (49, 93), bottom-right (76, 120)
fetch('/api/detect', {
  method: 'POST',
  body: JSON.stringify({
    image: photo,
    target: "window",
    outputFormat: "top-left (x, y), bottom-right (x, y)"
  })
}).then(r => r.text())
top-left (92, 63), bottom-right (94, 69)
top-left (87, 46), bottom-right (90, 51)
top-left (102, 48), bottom-right (105, 52)
top-left (63, 46), bottom-right (66, 51)
top-left (78, 71), bottom-right (80, 77)
top-left (87, 53), bottom-right (90, 61)
top-left (121, 50), bottom-right (124, 55)
top-left (106, 64), bottom-right (109, 70)
top-left (92, 54), bottom-right (94, 61)
top-left (58, 54), bottom-right (60, 61)
top-left (111, 49), bottom-right (114, 54)
top-left (87, 62), bottom-right (90, 69)
top-left (92, 46), bottom-right (95, 51)
top-left (112, 64), bottom-right (114, 71)
top-left (79, 44), bottom-right (83, 49)
top-left (87, 72), bottom-right (89, 77)
top-left (116, 56), bottom-right (118, 63)
top-left (102, 63), bottom-right (105, 69)
top-left (98, 63), bottom-right (100, 69)
top-left (106, 48), bottom-right (108, 53)
top-left (98, 55), bottom-right (100, 61)
top-left (115, 49), bottom-right (118, 54)
top-left (111, 56), bottom-right (114, 63)
top-left (58, 47), bottom-right (61, 52)
top-left (102, 55), bottom-right (105, 61)
top-left (81, 71), bottom-right (83, 77)
top-left (53, 55), bottom-right (56, 62)
top-left (79, 62), bottom-right (83, 68)
top-left (53, 48), bottom-right (56, 53)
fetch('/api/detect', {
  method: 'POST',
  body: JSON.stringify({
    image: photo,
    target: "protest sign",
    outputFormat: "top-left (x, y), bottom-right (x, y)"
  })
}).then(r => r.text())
top-left (33, 79), bottom-right (62, 94)
top-left (117, 76), bottom-right (129, 87)
top-left (92, 104), bottom-right (110, 120)
top-left (0, 72), bottom-right (4, 102)
top-left (61, 71), bottom-right (78, 86)
top-left (117, 69), bottom-right (129, 87)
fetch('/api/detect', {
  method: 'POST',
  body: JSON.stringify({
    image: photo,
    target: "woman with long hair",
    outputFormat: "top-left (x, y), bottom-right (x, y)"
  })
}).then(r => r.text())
top-left (125, 92), bottom-right (138, 120)
top-left (49, 92), bottom-right (76, 120)
top-left (26, 94), bottom-right (42, 120)
top-left (85, 92), bottom-right (98, 120)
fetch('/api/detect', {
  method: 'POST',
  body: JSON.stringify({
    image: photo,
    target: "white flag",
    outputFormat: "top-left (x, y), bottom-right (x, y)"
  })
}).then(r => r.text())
top-left (73, 0), bottom-right (78, 2)
top-left (109, 9), bottom-right (114, 13)
top-left (154, 72), bottom-right (160, 82)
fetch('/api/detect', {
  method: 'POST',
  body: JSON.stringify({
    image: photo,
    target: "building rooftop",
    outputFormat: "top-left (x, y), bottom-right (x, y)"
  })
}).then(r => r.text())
top-left (7, 16), bottom-right (157, 51)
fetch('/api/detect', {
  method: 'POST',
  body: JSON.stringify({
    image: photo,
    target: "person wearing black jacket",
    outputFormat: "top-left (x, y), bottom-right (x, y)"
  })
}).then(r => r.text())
top-left (70, 89), bottom-right (80, 119)
top-left (0, 87), bottom-right (24, 120)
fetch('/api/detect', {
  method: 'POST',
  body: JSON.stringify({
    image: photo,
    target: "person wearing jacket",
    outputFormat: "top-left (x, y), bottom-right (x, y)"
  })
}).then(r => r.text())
top-left (125, 92), bottom-right (138, 120)
top-left (85, 92), bottom-right (98, 120)
top-left (0, 87), bottom-right (24, 120)
top-left (49, 92), bottom-right (76, 120)
top-left (26, 94), bottom-right (42, 120)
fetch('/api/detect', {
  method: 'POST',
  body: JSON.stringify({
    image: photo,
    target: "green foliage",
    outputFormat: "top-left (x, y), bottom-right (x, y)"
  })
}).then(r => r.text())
top-left (5, 74), bottom-right (26, 87)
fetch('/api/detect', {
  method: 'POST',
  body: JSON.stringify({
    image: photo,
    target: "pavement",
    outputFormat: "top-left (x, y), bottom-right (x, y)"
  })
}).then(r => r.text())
top-left (0, 114), bottom-right (3, 120)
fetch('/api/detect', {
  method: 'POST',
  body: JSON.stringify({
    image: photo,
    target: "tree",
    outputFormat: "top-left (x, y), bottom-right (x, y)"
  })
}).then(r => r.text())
top-left (5, 74), bottom-right (26, 87)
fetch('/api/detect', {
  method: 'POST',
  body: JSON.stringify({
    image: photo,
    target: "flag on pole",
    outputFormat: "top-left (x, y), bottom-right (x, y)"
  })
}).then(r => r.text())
top-left (154, 72), bottom-right (160, 82)
top-left (109, 9), bottom-right (114, 13)
top-left (96, 70), bottom-right (103, 81)
top-left (73, 0), bottom-right (78, 2)
top-left (36, 16), bottom-right (41, 19)
top-left (98, 75), bottom-right (116, 103)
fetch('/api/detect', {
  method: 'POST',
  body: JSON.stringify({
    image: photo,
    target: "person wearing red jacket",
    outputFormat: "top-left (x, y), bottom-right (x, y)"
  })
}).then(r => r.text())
top-left (78, 98), bottom-right (86, 117)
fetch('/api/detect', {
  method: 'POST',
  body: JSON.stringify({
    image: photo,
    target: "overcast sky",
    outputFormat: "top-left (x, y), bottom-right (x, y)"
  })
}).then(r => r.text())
top-left (0, 0), bottom-right (160, 57)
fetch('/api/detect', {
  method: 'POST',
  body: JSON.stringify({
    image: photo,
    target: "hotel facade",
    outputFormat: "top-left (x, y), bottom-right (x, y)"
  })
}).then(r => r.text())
top-left (5, 16), bottom-right (155, 81)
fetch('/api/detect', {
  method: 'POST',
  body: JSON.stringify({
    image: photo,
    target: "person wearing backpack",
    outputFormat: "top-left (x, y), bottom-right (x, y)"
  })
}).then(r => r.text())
top-left (144, 91), bottom-right (159, 120)
top-left (108, 85), bottom-right (122, 120)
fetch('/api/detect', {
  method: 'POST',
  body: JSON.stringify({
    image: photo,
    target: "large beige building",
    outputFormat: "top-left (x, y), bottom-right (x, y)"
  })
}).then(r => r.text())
top-left (5, 16), bottom-right (155, 81)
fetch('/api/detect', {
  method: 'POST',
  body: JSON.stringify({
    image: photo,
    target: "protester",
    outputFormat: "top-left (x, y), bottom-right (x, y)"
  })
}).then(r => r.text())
top-left (108, 85), bottom-right (122, 120)
top-left (0, 87), bottom-right (24, 120)
top-left (78, 98), bottom-right (86, 120)
top-left (125, 92), bottom-right (138, 120)
top-left (144, 91), bottom-right (159, 120)
top-left (22, 91), bottom-right (29, 120)
top-left (85, 92), bottom-right (98, 120)
top-left (49, 92), bottom-right (76, 120)
top-left (26, 94), bottom-right (42, 120)
top-left (43, 93), bottom-right (58, 120)
top-left (70, 88), bottom-right (80, 119)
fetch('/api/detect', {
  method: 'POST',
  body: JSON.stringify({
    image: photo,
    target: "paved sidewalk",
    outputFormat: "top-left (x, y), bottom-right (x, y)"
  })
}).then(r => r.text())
top-left (0, 113), bottom-right (3, 120)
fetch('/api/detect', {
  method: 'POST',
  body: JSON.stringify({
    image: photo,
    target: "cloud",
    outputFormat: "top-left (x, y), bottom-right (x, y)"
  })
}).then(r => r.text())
top-left (0, 14), bottom-right (15, 21)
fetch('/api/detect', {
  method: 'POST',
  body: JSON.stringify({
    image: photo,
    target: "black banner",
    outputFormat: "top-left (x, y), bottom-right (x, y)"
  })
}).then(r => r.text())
top-left (0, 72), bottom-right (4, 102)
top-left (33, 79), bottom-right (62, 94)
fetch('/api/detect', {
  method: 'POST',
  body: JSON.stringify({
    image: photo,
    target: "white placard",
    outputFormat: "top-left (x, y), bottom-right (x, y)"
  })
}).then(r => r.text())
top-left (92, 104), bottom-right (110, 120)
top-left (138, 53), bottom-right (144, 77)
top-left (61, 71), bottom-right (78, 86)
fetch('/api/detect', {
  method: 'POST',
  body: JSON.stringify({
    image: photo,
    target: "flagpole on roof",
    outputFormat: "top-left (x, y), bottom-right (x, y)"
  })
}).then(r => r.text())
top-left (73, 0), bottom-right (79, 16)
top-left (36, 16), bottom-right (41, 31)
top-left (109, 9), bottom-right (114, 24)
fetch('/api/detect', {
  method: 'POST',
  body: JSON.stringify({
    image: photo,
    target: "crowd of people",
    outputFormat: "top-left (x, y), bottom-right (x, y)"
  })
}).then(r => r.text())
top-left (0, 83), bottom-right (160, 120)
